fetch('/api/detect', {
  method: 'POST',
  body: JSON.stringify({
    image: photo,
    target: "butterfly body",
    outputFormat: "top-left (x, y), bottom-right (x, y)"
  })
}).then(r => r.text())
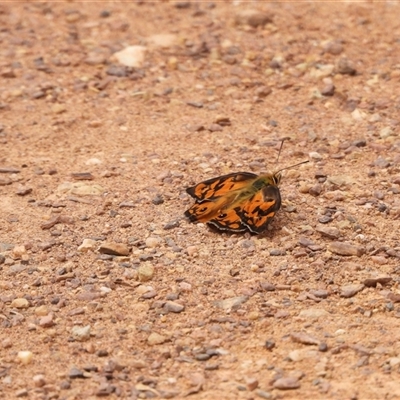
top-left (185, 171), bottom-right (282, 234)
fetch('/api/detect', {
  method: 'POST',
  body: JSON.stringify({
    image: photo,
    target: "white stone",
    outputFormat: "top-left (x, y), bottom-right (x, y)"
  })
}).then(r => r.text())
top-left (113, 45), bottom-right (146, 67)
top-left (147, 34), bottom-right (177, 48)
top-left (85, 158), bottom-right (102, 165)
top-left (78, 239), bottom-right (97, 253)
top-left (18, 351), bottom-right (33, 365)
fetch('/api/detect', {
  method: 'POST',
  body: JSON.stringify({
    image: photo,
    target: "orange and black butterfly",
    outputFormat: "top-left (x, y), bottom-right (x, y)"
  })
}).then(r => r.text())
top-left (184, 143), bottom-right (308, 234)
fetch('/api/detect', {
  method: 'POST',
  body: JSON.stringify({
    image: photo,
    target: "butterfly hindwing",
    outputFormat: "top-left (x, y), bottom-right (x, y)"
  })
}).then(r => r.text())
top-left (208, 207), bottom-right (248, 232)
top-left (239, 185), bottom-right (281, 233)
top-left (186, 172), bottom-right (257, 202)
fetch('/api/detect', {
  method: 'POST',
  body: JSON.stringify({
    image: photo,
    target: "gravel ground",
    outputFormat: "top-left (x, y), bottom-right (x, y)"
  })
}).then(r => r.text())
top-left (1, 1), bottom-right (400, 399)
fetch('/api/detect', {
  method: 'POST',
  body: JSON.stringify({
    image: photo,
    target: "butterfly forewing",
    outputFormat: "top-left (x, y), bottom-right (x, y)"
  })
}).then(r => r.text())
top-left (186, 172), bottom-right (257, 201)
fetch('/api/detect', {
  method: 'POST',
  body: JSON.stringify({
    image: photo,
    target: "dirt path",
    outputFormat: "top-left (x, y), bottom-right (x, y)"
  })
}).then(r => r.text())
top-left (1, 2), bottom-right (400, 399)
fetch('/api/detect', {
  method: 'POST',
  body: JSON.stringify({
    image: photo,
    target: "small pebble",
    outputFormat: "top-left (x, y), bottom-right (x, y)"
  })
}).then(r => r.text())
top-left (33, 374), bottom-right (46, 388)
top-left (269, 249), bottom-right (285, 256)
top-left (147, 332), bottom-right (167, 345)
top-left (309, 289), bottom-right (328, 299)
top-left (17, 351), bottom-right (33, 365)
top-left (163, 301), bottom-right (185, 313)
top-left (60, 380), bottom-right (71, 389)
top-left (235, 9), bottom-right (273, 27)
top-left (371, 256), bottom-right (388, 265)
top-left (260, 282), bottom-right (276, 291)
top-left (324, 40), bottom-right (343, 55)
top-left (78, 239), bottom-right (97, 252)
top-left (309, 184), bottom-right (322, 196)
top-left (11, 298), bottom-right (30, 309)
top-left (71, 325), bottom-right (91, 342)
top-left (15, 389), bottom-right (28, 398)
top-left (213, 296), bottom-right (248, 310)
top-left (363, 275), bottom-right (392, 287)
top-left (255, 86), bottom-right (272, 98)
top-left (98, 242), bottom-right (129, 256)
top-left (265, 340), bottom-right (275, 350)
top-left (186, 246), bottom-right (199, 256)
top-left (113, 45), bottom-right (146, 68)
top-left (309, 151), bottom-right (323, 161)
top-left (328, 242), bottom-right (364, 257)
top-left (69, 367), bottom-right (84, 379)
top-left (138, 263), bottom-right (154, 282)
top-left (145, 237), bottom-right (161, 248)
top-left (255, 389), bottom-right (272, 399)
top-left (290, 332), bottom-right (320, 345)
top-left (336, 57), bottom-right (356, 75)
top-left (39, 314), bottom-right (54, 328)
top-left (374, 157), bottom-right (390, 168)
top-left (273, 376), bottom-right (301, 390)
top-left (164, 220), bottom-right (180, 230)
top-left (321, 83), bottom-right (335, 96)
top-left (245, 377), bottom-right (259, 391)
top-left (340, 284), bottom-right (364, 298)
top-left (315, 225), bottom-right (340, 239)
top-left (319, 342), bottom-right (328, 352)
top-left (208, 123), bottom-right (223, 132)
top-left (299, 308), bottom-right (329, 319)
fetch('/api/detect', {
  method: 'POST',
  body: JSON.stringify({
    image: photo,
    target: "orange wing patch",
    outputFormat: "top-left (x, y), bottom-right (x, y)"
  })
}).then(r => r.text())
top-left (186, 172), bottom-right (257, 201)
top-left (208, 207), bottom-right (247, 232)
top-left (239, 186), bottom-right (281, 233)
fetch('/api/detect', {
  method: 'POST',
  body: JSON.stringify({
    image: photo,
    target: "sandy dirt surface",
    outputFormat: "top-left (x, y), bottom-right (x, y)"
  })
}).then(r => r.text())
top-left (1, 1), bottom-right (400, 399)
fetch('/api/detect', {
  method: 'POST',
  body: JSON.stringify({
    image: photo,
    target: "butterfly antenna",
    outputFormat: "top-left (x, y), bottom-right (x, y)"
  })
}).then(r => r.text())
top-left (276, 139), bottom-right (285, 166)
top-left (275, 160), bottom-right (309, 175)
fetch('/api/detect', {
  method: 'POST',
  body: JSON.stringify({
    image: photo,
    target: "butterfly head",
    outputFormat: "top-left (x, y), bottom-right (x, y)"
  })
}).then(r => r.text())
top-left (272, 171), bottom-right (282, 186)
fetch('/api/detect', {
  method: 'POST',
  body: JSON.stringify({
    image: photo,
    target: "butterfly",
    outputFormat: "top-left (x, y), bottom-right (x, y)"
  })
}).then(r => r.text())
top-left (184, 145), bottom-right (308, 234)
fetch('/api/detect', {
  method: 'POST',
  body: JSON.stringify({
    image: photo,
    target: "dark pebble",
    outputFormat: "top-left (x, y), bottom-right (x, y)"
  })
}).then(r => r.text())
top-left (374, 157), bottom-right (390, 168)
top-left (106, 65), bottom-right (128, 77)
top-left (353, 138), bottom-right (367, 147)
top-left (59, 380), bottom-right (71, 390)
top-left (164, 220), bottom-right (180, 230)
top-left (83, 365), bottom-right (98, 372)
top-left (208, 123), bottom-right (223, 132)
top-left (166, 293), bottom-right (179, 301)
top-left (309, 184), bottom-right (323, 196)
top-left (318, 216), bottom-right (333, 224)
top-left (152, 194), bottom-right (164, 205)
top-left (298, 237), bottom-right (315, 247)
top-left (269, 249), bottom-right (285, 256)
top-left (100, 10), bottom-right (111, 17)
top-left (69, 367), bottom-right (85, 379)
top-left (141, 290), bottom-right (157, 299)
top-left (195, 353), bottom-right (211, 361)
top-left (265, 340), bottom-right (275, 350)
top-left (321, 83), bottom-right (335, 96)
top-left (175, 1), bottom-right (190, 8)
top-left (319, 342), bottom-right (328, 352)
top-left (260, 281), bottom-right (276, 291)
top-left (337, 57), bottom-right (357, 75)
top-left (186, 101), bottom-right (203, 108)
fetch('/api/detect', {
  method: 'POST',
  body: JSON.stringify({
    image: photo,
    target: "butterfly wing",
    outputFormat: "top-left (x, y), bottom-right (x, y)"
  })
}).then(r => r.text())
top-left (207, 207), bottom-right (248, 232)
top-left (186, 172), bottom-right (257, 202)
top-left (185, 172), bottom-right (280, 234)
top-left (238, 185), bottom-right (281, 234)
